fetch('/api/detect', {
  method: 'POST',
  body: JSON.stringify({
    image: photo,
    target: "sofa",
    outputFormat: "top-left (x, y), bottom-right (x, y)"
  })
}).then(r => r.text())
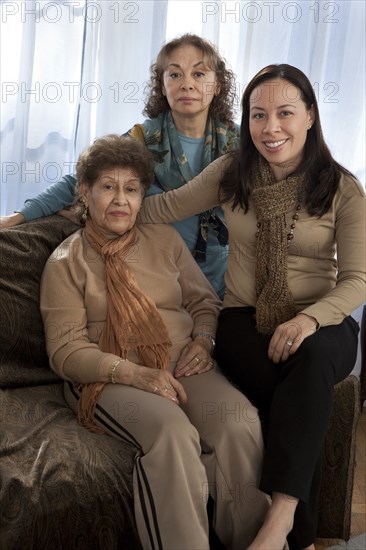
top-left (0, 215), bottom-right (361, 549)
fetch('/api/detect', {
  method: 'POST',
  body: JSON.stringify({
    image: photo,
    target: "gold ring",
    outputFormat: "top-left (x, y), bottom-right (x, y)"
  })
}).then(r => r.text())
top-left (153, 386), bottom-right (158, 393)
top-left (194, 357), bottom-right (200, 363)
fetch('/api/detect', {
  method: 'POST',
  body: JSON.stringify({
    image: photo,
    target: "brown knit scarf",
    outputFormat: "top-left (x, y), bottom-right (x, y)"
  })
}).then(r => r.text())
top-left (251, 156), bottom-right (305, 334)
top-left (77, 219), bottom-right (172, 432)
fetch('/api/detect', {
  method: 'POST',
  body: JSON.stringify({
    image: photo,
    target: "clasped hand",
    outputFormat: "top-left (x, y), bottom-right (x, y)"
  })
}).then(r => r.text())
top-left (175, 339), bottom-right (214, 379)
top-left (129, 340), bottom-right (213, 405)
top-left (130, 366), bottom-right (187, 405)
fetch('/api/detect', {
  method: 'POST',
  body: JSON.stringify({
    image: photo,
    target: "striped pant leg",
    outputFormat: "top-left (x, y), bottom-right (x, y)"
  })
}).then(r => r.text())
top-left (179, 366), bottom-right (270, 549)
top-left (64, 381), bottom-right (210, 550)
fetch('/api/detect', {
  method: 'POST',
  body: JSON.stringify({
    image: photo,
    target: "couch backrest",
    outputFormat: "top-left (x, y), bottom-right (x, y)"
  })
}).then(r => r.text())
top-left (0, 216), bottom-right (81, 388)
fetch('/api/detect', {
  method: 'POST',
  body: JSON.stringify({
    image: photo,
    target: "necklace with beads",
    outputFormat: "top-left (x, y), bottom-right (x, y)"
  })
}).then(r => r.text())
top-left (256, 203), bottom-right (301, 246)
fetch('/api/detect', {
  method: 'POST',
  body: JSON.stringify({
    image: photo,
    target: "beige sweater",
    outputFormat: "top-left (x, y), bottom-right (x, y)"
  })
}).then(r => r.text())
top-left (139, 155), bottom-right (366, 327)
top-left (40, 224), bottom-right (221, 383)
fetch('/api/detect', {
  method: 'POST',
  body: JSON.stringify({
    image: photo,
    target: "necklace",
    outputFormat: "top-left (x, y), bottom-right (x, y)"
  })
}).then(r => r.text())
top-left (256, 204), bottom-right (301, 246)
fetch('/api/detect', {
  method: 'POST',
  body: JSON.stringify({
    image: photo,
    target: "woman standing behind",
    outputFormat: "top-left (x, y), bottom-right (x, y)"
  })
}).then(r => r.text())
top-left (127, 34), bottom-right (239, 298)
top-left (1, 34), bottom-right (239, 299)
top-left (138, 64), bottom-right (366, 549)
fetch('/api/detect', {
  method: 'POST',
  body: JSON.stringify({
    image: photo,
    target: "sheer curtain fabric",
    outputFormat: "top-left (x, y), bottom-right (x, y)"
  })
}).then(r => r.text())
top-left (0, 0), bottom-right (365, 214)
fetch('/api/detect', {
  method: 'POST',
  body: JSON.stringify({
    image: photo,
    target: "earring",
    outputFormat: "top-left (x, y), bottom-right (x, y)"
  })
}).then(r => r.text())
top-left (81, 204), bottom-right (88, 222)
top-left (308, 124), bottom-right (312, 130)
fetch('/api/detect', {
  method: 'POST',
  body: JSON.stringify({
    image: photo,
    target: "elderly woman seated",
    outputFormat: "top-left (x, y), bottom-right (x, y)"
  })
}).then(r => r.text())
top-left (40, 135), bottom-right (269, 550)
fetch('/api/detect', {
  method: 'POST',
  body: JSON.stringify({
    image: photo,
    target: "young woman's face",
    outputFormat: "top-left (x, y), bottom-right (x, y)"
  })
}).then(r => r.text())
top-left (249, 78), bottom-right (314, 181)
top-left (162, 45), bottom-right (219, 123)
top-left (82, 167), bottom-right (143, 236)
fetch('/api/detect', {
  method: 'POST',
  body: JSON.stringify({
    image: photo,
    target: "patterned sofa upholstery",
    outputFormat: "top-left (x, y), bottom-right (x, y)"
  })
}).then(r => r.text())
top-left (0, 215), bottom-right (361, 548)
top-left (0, 216), bottom-right (141, 550)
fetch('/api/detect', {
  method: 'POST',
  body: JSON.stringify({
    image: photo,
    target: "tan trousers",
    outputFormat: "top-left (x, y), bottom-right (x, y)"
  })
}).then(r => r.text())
top-left (65, 365), bottom-right (269, 550)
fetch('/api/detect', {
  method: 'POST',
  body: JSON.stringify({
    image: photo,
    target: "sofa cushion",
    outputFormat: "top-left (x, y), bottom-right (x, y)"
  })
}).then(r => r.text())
top-left (0, 216), bottom-right (81, 388)
top-left (0, 383), bottom-right (141, 550)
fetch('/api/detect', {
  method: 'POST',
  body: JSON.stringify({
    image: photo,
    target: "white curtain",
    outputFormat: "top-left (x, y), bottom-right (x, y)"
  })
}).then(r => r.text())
top-left (1, 0), bottom-right (365, 215)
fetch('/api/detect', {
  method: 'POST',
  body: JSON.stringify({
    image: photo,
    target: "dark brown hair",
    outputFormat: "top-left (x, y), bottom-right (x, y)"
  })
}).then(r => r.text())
top-left (76, 134), bottom-right (154, 192)
top-left (143, 33), bottom-right (237, 126)
top-left (220, 64), bottom-right (353, 215)
top-left (74, 135), bottom-right (154, 219)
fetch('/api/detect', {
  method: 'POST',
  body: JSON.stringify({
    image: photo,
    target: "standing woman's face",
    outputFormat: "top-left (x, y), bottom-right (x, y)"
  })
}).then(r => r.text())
top-left (249, 78), bottom-right (314, 181)
top-left (162, 45), bottom-right (219, 123)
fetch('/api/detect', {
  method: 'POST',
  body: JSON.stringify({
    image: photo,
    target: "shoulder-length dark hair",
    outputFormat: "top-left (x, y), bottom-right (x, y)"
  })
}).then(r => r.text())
top-left (143, 33), bottom-right (237, 127)
top-left (219, 63), bottom-right (353, 215)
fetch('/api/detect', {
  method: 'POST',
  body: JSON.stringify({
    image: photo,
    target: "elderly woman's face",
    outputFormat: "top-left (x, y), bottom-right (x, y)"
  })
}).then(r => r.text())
top-left (82, 167), bottom-right (143, 236)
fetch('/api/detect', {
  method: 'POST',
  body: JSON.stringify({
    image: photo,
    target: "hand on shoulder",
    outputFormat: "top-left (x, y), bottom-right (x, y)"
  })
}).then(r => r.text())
top-left (57, 208), bottom-right (80, 224)
top-left (0, 212), bottom-right (25, 229)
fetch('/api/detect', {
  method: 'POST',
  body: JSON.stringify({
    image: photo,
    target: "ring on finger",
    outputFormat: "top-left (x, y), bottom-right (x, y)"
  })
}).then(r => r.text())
top-left (194, 356), bottom-right (200, 364)
top-left (286, 340), bottom-right (293, 347)
top-left (153, 386), bottom-right (159, 393)
top-left (164, 384), bottom-right (173, 392)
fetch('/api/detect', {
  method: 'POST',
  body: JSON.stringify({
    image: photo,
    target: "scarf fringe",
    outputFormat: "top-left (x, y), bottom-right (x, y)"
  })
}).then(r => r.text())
top-left (77, 383), bottom-right (106, 434)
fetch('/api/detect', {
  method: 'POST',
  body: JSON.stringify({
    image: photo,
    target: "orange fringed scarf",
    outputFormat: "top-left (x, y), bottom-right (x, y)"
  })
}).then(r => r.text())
top-left (77, 219), bottom-right (172, 432)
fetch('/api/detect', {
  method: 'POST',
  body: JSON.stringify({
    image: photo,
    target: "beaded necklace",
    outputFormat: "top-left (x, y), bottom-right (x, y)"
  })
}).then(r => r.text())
top-left (256, 203), bottom-right (301, 246)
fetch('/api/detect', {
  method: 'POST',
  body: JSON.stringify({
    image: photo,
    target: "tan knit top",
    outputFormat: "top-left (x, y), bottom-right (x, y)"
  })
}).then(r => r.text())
top-left (40, 224), bottom-right (221, 384)
top-left (139, 155), bottom-right (366, 327)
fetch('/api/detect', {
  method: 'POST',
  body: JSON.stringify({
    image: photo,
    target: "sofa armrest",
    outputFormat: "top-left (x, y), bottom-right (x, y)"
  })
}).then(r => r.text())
top-left (317, 374), bottom-right (361, 539)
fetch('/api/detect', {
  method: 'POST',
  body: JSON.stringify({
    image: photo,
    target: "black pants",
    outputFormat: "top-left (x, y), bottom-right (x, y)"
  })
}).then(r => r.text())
top-left (214, 307), bottom-right (359, 549)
